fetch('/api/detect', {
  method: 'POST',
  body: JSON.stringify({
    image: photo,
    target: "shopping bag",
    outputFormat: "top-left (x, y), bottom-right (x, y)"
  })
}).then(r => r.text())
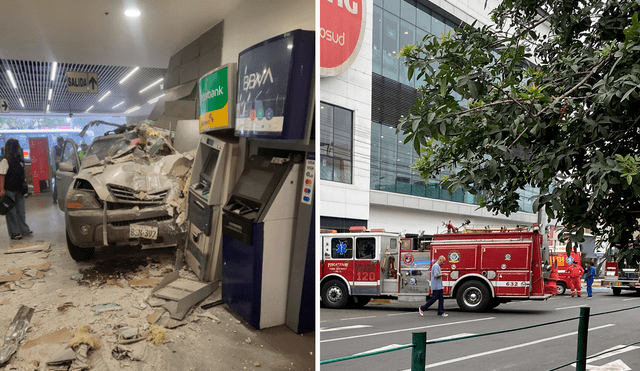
top-left (0, 194), bottom-right (15, 215)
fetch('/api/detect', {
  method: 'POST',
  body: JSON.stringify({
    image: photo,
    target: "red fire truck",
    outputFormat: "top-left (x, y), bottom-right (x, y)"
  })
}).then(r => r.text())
top-left (549, 251), bottom-right (582, 295)
top-left (320, 226), bottom-right (557, 311)
top-left (603, 260), bottom-right (640, 295)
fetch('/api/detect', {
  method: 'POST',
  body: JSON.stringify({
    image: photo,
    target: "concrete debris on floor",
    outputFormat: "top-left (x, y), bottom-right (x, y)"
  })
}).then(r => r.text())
top-left (0, 239), bottom-right (314, 370)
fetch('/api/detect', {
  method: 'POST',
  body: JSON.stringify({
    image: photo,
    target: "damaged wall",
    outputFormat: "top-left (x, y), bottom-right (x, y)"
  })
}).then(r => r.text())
top-left (155, 0), bottom-right (314, 127)
top-left (164, 22), bottom-right (224, 91)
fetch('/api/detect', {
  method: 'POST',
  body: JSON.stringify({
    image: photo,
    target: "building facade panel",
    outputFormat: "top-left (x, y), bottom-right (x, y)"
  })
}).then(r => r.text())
top-left (320, 0), bottom-right (374, 223)
top-left (320, 0), bottom-right (541, 233)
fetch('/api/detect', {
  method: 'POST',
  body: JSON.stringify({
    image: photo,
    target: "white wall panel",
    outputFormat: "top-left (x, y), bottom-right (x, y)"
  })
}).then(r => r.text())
top-left (221, 0), bottom-right (315, 65)
top-left (319, 0), bottom-right (374, 221)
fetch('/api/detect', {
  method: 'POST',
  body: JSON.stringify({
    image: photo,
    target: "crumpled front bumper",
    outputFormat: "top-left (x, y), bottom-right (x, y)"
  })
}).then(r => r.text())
top-left (66, 205), bottom-right (183, 248)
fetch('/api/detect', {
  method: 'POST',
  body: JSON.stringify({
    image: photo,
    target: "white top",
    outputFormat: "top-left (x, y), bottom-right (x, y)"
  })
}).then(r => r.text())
top-left (0, 158), bottom-right (8, 176)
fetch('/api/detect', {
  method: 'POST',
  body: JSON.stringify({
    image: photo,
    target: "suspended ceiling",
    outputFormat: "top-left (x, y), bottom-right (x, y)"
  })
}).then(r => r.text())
top-left (0, 0), bottom-right (245, 117)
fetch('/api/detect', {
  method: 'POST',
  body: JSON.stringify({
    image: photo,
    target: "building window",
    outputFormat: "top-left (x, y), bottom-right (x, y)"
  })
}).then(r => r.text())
top-left (321, 102), bottom-right (353, 183)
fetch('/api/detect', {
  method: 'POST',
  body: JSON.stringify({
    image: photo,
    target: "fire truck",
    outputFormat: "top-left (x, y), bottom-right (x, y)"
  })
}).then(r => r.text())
top-left (320, 225), bottom-right (557, 311)
top-left (603, 260), bottom-right (640, 295)
top-left (549, 251), bottom-right (582, 295)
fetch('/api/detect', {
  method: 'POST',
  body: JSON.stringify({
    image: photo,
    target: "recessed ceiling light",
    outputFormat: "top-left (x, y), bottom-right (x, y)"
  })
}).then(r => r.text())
top-left (119, 67), bottom-right (139, 84)
top-left (46, 104), bottom-right (50, 113)
top-left (124, 8), bottom-right (141, 17)
top-left (6, 70), bottom-right (17, 89)
top-left (148, 94), bottom-right (165, 104)
top-left (51, 62), bottom-right (58, 81)
top-left (86, 105), bottom-right (94, 112)
top-left (98, 91), bottom-right (111, 102)
top-left (48, 88), bottom-right (52, 101)
top-left (124, 106), bottom-right (140, 114)
top-left (139, 78), bottom-right (163, 93)
top-left (113, 101), bottom-right (125, 109)
top-left (19, 98), bottom-right (24, 108)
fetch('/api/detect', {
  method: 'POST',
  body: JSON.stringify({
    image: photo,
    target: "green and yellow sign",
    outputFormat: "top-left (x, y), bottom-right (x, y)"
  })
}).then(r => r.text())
top-left (199, 66), bottom-right (229, 132)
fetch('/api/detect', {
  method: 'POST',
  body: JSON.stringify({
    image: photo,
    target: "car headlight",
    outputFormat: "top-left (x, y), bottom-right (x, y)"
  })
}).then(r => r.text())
top-left (66, 190), bottom-right (101, 209)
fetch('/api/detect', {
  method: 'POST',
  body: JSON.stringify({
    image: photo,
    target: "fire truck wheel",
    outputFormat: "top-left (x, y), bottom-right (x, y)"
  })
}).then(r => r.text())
top-left (612, 287), bottom-right (622, 296)
top-left (456, 281), bottom-right (490, 311)
top-left (322, 280), bottom-right (350, 309)
top-left (556, 282), bottom-right (567, 295)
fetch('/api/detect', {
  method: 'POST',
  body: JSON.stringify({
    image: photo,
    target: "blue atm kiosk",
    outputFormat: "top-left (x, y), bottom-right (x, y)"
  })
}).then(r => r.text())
top-left (222, 29), bottom-right (315, 330)
top-left (222, 151), bottom-right (302, 329)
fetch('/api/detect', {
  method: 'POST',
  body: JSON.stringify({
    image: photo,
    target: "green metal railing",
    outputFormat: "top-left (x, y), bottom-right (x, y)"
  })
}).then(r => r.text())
top-left (320, 304), bottom-right (640, 370)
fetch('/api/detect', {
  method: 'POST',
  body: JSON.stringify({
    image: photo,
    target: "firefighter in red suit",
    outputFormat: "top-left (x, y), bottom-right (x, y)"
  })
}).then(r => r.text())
top-left (567, 261), bottom-right (584, 297)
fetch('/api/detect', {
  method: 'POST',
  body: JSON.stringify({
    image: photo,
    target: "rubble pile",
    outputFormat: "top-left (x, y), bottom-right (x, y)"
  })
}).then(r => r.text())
top-left (0, 247), bottom-right (280, 371)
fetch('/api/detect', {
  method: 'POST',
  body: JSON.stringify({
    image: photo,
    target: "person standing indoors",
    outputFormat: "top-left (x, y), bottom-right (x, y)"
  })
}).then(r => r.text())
top-left (50, 136), bottom-right (64, 204)
top-left (78, 142), bottom-right (88, 161)
top-left (0, 139), bottom-right (32, 240)
top-left (419, 255), bottom-right (448, 317)
top-left (584, 262), bottom-right (596, 299)
top-left (567, 260), bottom-right (584, 297)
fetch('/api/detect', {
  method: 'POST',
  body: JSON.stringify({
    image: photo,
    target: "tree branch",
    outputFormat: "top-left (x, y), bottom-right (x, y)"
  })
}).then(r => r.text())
top-left (536, 54), bottom-right (612, 118)
top-left (488, 16), bottom-right (549, 49)
top-left (487, 81), bottom-right (536, 119)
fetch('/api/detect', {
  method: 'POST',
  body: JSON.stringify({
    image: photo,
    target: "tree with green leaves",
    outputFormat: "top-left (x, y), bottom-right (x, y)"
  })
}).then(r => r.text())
top-left (399, 0), bottom-right (640, 264)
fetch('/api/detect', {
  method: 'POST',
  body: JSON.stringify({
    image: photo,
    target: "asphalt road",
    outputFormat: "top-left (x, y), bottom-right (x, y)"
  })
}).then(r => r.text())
top-left (320, 288), bottom-right (640, 371)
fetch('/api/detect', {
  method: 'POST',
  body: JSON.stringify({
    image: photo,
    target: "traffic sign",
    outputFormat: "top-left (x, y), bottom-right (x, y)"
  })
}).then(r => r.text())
top-left (66, 71), bottom-right (99, 94)
top-left (0, 98), bottom-right (9, 113)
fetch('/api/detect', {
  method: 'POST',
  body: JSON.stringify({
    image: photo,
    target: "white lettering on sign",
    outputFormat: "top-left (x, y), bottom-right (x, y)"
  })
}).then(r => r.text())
top-left (327, 0), bottom-right (358, 15)
top-left (200, 86), bottom-right (224, 103)
top-left (320, 28), bottom-right (345, 46)
top-left (242, 68), bottom-right (274, 91)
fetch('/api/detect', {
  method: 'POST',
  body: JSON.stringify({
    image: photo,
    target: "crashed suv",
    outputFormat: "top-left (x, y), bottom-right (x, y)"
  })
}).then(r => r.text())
top-left (56, 121), bottom-right (193, 261)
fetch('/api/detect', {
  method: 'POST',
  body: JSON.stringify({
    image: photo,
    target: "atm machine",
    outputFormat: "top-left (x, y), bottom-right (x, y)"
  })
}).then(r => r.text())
top-left (184, 63), bottom-right (240, 283)
top-left (221, 151), bottom-right (303, 329)
top-left (221, 29), bottom-right (315, 330)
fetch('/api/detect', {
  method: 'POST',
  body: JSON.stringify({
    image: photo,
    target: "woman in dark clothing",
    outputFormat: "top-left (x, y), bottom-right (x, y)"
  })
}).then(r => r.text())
top-left (0, 138), bottom-right (32, 240)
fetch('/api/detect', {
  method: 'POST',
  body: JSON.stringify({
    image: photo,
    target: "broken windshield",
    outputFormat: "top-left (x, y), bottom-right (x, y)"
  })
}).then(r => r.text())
top-left (81, 135), bottom-right (131, 169)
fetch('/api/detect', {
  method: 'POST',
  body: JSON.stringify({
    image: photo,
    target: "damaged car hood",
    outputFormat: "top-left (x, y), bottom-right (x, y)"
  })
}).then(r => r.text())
top-left (76, 153), bottom-right (192, 204)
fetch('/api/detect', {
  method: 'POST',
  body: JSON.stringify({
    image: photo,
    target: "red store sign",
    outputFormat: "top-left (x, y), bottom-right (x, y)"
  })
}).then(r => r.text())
top-left (320, 0), bottom-right (366, 77)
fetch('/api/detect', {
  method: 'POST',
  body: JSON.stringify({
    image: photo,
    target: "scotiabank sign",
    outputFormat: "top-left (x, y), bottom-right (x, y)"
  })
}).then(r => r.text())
top-left (320, 0), bottom-right (366, 77)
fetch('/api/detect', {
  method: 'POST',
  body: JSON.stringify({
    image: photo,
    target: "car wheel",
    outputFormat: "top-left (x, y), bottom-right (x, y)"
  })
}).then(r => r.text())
top-left (321, 280), bottom-right (349, 309)
top-left (612, 287), bottom-right (622, 296)
top-left (66, 231), bottom-right (95, 261)
top-left (557, 282), bottom-right (566, 295)
top-left (456, 280), bottom-right (491, 311)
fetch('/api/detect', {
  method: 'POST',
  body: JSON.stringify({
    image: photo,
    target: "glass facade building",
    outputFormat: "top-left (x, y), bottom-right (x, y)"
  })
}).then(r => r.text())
top-left (370, 0), bottom-right (538, 213)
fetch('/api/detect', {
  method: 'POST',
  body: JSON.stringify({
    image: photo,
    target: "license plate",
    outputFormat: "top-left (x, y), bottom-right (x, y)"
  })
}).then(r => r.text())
top-left (129, 224), bottom-right (158, 240)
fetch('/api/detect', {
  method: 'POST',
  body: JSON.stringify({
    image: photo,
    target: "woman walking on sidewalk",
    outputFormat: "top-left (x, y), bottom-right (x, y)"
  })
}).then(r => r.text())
top-left (0, 138), bottom-right (32, 240)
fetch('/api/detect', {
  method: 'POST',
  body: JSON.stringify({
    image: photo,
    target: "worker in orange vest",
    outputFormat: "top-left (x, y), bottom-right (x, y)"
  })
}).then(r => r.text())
top-left (567, 260), bottom-right (584, 297)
